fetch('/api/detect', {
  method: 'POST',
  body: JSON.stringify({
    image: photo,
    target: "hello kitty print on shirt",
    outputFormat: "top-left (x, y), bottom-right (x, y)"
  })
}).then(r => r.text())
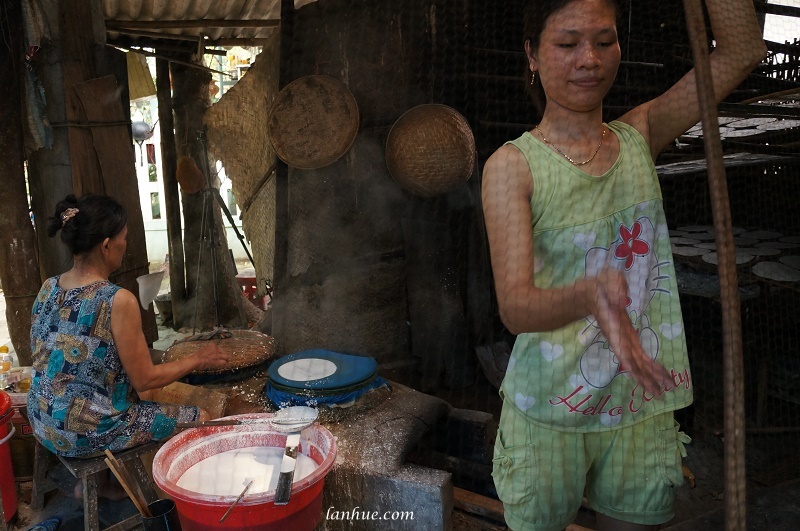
top-left (578, 216), bottom-right (671, 389)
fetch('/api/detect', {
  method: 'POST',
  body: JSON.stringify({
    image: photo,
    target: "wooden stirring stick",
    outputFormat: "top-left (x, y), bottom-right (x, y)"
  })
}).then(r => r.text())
top-left (104, 450), bottom-right (152, 517)
top-left (176, 419), bottom-right (241, 428)
top-left (104, 450), bottom-right (146, 507)
top-left (219, 480), bottom-right (254, 523)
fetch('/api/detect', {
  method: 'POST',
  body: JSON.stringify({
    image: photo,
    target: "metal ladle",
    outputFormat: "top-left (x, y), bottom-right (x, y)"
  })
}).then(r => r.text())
top-left (131, 121), bottom-right (155, 167)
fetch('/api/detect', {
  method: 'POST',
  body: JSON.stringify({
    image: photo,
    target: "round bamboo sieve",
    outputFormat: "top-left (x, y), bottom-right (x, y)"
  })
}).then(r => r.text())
top-left (164, 329), bottom-right (277, 376)
top-left (385, 104), bottom-right (476, 198)
top-left (267, 75), bottom-right (359, 170)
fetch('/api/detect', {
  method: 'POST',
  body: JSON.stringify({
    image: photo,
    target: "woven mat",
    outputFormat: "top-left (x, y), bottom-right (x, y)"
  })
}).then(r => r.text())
top-left (205, 33), bottom-right (280, 293)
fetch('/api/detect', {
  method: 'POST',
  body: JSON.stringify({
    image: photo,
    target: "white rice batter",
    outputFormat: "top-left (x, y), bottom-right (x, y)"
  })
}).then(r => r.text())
top-left (176, 446), bottom-right (319, 496)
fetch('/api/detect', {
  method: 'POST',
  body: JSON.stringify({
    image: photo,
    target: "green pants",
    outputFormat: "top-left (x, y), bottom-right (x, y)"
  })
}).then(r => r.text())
top-left (492, 399), bottom-right (689, 531)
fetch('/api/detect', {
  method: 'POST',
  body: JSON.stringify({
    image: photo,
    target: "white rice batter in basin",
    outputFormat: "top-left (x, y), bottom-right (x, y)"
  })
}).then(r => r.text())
top-left (176, 446), bottom-right (319, 496)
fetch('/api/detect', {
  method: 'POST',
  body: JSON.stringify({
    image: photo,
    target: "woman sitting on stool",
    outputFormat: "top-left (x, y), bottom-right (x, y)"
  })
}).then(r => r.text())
top-left (28, 194), bottom-right (229, 497)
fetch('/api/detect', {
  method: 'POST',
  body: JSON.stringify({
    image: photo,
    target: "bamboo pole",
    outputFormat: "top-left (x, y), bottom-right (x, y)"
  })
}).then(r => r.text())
top-left (682, 1), bottom-right (747, 529)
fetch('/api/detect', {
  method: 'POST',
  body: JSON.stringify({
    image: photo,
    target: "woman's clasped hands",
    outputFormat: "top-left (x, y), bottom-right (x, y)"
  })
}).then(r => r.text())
top-left (584, 268), bottom-right (672, 397)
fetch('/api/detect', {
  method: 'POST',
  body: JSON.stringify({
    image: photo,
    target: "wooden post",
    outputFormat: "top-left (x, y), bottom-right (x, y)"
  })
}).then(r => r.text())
top-left (0, 0), bottom-right (42, 365)
top-left (156, 57), bottom-right (188, 328)
top-left (271, 0), bottom-right (295, 349)
top-left (171, 57), bottom-right (251, 330)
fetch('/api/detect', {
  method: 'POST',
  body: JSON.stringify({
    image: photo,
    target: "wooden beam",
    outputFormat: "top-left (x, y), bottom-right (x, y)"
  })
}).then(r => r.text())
top-left (242, 162), bottom-right (277, 214)
top-left (107, 19), bottom-right (279, 30)
top-left (106, 44), bottom-right (233, 77)
top-left (108, 37), bottom-right (224, 55)
top-left (107, 27), bottom-right (201, 42)
top-left (453, 487), bottom-right (504, 524)
top-left (741, 86), bottom-right (800, 104)
top-left (210, 38), bottom-right (276, 46)
top-left (718, 102), bottom-right (800, 118)
top-left (755, 2), bottom-right (800, 19)
top-left (108, 27), bottom-right (277, 48)
top-left (764, 39), bottom-right (800, 54)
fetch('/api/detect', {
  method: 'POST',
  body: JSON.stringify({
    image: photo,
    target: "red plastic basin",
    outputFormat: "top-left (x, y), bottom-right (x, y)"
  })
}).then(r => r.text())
top-left (152, 413), bottom-right (336, 531)
top-left (0, 391), bottom-right (18, 522)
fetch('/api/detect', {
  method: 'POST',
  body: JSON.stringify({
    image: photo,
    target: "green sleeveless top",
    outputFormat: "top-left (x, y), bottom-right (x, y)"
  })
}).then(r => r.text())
top-left (501, 120), bottom-right (693, 432)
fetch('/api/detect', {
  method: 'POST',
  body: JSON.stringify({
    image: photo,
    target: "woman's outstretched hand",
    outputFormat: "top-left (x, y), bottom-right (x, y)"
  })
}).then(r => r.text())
top-left (587, 269), bottom-right (672, 397)
top-left (192, 343), bottom-right (231, 371)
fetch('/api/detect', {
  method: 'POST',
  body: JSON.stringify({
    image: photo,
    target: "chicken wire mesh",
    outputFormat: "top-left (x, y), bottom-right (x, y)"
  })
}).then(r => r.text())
top-left (207, 0), bottom-right (800, 528)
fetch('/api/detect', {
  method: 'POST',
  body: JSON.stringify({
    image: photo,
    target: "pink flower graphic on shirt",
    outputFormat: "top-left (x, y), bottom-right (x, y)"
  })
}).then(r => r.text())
top-left (615, 222), bottom-right (650, 270)
top-left (578, 213), bottom-right (673, 389)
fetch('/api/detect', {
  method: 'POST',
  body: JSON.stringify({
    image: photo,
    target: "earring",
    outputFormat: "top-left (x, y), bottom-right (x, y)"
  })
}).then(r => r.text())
top-left (530, 71), bottom-right (536, 87)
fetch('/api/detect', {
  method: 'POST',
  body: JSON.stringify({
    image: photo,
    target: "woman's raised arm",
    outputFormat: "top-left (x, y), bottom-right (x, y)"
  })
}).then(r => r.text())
top-left (624, 0), bottom-right (767, 158)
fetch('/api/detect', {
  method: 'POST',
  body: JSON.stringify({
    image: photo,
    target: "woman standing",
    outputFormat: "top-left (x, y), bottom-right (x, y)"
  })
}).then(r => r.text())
top-left (482, 1), bottom-right (765, 529)
top-left (29, 194), bottom-right (229, 460)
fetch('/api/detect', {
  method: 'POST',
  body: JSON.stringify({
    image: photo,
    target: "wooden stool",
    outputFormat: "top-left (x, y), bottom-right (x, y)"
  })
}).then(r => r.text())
top-left (32, 440), bottom-right (161, 531)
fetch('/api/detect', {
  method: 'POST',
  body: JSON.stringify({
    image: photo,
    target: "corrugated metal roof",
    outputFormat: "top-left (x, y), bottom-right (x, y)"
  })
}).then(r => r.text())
top-left (103, 0), bottom-right (282, 46)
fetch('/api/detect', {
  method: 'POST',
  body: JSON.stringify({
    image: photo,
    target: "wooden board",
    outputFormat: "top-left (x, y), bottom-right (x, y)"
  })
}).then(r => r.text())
top-left (453, 487), bottom-right (505, 524)
top-left (153, 382), bottom-right (228, 419)
top-left (74, 75), bottom-right (157, 343)
top-left (60, 0), bottom-right (104, 195)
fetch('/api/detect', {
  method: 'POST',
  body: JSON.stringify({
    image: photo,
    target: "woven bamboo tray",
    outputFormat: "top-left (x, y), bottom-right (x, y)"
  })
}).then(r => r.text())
top-left (386, 104), bottom-right (475, 198)
top-left (164, 329), bottom-right (277, 384)
top-left (267, 75), bottom-right (359, 170)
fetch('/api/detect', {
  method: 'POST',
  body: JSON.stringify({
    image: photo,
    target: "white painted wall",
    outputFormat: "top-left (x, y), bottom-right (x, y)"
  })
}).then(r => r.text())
top-left (133, 99), bottom-right (252, 265)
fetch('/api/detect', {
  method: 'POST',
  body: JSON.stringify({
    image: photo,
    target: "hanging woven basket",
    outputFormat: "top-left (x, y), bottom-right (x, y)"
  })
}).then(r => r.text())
top-left (385, 104), bottom-right (475, 198)
top-left (267, 75), bottom-right (360, 170)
